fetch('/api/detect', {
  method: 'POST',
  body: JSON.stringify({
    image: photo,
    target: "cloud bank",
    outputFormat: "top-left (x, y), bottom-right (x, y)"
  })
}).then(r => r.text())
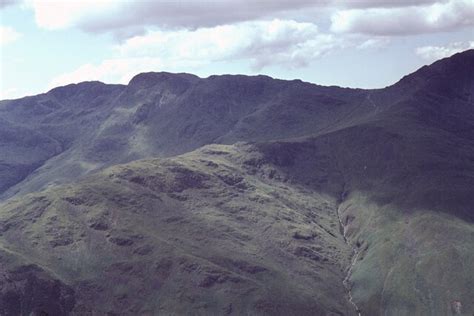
top-left (416, 41), bottom-right (474, 61)
top-left (331, 0), bottom-right (474, 35)
top-left (51, 19), bottom-right (379, 88)
top-left (28, 0), bottom-right (321, 33)
top-left (117, 20), bottom-right (342, 70)
top-left (25, 0), bottom-right (471, 38)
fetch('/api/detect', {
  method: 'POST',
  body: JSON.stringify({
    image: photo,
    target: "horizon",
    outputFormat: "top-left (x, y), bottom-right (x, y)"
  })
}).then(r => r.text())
top-left (1, 0), bottom-right (473, 100)
top-left (3, 48), bottom-right (473, 101)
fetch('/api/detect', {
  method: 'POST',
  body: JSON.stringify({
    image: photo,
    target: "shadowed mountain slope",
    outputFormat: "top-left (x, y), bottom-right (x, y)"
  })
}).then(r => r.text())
top-left (0, 50), bottom-right (473, 315)
top-left (0, 72), bottom-right (370, 199)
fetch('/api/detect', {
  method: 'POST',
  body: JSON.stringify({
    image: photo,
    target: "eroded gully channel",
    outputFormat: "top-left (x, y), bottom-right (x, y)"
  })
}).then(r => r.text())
top-left (336, 190), bottom-right (362, 316)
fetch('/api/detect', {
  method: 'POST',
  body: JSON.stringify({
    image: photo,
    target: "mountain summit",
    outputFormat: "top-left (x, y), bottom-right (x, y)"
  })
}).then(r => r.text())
top-left (0, 50), bottom-right (473, 315)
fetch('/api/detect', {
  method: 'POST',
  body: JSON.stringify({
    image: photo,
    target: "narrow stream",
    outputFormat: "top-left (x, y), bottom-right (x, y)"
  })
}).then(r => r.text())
top-left (337, 203), bottom-right (362, 316)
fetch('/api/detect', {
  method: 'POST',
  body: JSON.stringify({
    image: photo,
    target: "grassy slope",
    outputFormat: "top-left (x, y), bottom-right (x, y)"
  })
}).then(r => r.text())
top-left (252, 120), bottom-right (474, 315)
top-left (1, 131), bottom-right (473, 315)
top-left (0, 144), bottom-right (357, 315)
top-left (342, 193), bottom-right (474, 316)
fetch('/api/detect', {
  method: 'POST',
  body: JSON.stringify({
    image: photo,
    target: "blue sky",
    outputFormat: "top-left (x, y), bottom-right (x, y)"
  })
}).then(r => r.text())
top-left (1, 0), bottom-right (473, 100)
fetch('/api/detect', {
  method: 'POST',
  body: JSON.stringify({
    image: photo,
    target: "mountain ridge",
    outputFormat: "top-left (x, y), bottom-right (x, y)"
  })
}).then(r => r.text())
top-left (0, 49), bottom-right (473, 315)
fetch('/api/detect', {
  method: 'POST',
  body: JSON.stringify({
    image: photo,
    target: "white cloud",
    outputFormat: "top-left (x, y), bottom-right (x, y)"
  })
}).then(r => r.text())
top-left (356, 37), bottom-right (390, 50)
top-left (25, 0), bottom-right (467, 38)
top-left (330, 0), bottom-right (442, 9)
top-left (48, 57), bottom-right (167, 88)
top-left (49, 19), bottom-right (354, 88)
top-left (0, 25), bottom-right (21, 45)
top-left (117, 20), bottom-right (343, 70)
top-left (26, 0), bottom-right (320, 34)
top-left (27, 0), bottom-right (120, 30)
top-left (415, 41), bottom-right (474, 61)
top-left (331, 0), bottom-right (474, 35)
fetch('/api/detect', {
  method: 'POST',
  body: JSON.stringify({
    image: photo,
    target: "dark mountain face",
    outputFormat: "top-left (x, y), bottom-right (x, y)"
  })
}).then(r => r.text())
top-left (0, 50), bottom-right (473, 315)
top-left (0, 72), bottom-right (370, 199)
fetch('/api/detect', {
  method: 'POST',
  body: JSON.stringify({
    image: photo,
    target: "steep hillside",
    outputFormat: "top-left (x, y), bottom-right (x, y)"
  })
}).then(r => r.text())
top-left (0, 73), bottom-right (370, 199)
top-left (0, 82), bottom-right (124, 198)
top-left (254, 129), bottom-right (474, 314)
top-left (0, 144), bottom-right (357, 315)
top-left (1, 134), bottom-right (473, 314)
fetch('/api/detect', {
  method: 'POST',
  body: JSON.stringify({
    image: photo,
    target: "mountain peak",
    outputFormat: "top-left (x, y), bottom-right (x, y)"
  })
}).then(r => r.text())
top-left (47, 81), bottom-right (124, 101)
top-left (128, 72), bottom-right (200, 88)
top-left (48, 80), bottom-right (107, 93)
top-left (395, 49), bottom-right (474, 91)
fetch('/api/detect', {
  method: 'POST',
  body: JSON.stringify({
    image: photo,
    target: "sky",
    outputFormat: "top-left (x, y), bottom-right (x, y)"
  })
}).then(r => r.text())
top-left (0, 0), bottom-right (473, 100)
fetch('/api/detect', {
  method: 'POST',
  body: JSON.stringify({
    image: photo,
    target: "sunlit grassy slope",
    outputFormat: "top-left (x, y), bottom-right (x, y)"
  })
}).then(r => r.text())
top-left (0, 144), bottom-right (357, 315)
